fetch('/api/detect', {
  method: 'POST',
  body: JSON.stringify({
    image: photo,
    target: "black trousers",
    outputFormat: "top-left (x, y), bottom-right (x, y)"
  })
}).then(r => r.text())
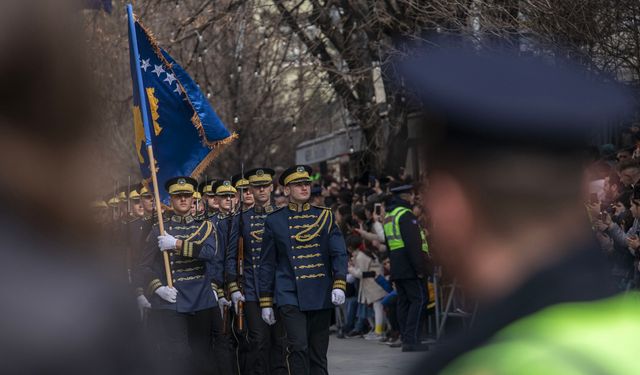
top-left (279, 305), bottom-right (332, 375)
top-left (395, 278), bottom-right (427, 345)
top-left (211, 306), bottom-right (236, 375)
top-left (244, 301), bottom-right (287, 375)
top-left (149, 308), bottom-right (215, 375)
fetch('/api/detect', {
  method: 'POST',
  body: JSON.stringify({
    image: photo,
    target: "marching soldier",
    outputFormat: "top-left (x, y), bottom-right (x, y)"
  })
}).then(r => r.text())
top-left (139, 184), bottom-right (155, 217)
top-left (127, 184), bottom-right (156, 315)
top-left (128, 187), bottom-right (145, 219)
top-left (197, 179), bottom-right (215, 219)
top-left (383, 183), bottom-right (430, 352)
top-left (259, 165), bottom-right (348, 375)
top-left (226, 168), bottom-right (287, 375)
top-left (192, 191), bottom-right (205, 217)
top-left (211, 178), bottom-right (241, 307)
top-left (91, 199), bottom-right (110, 225)
top-left (140, 176), bottom-right (222, 374)
top-left (233, 173), bottom-right (255, 211)
top-left (209, 179), bottom-right (240, 375)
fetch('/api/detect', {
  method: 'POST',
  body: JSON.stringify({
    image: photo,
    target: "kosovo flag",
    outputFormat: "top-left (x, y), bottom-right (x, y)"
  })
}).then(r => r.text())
top-left (127, 14), bottom-right (235, 203)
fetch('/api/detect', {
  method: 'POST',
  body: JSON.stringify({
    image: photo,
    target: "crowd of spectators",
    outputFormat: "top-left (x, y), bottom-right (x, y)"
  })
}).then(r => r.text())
top-left (589, 125), bottom-right (640, 291)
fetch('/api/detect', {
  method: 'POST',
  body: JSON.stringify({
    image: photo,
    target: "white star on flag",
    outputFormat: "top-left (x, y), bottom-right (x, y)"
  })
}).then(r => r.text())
top-left (164, 73), bottom-right (176, 86)
top-left (152, 64), bottom-right (165, 77)
top-left (173, 84), bottom-right (183, 95)
top-left (140, 58), bottom-right (151, 72)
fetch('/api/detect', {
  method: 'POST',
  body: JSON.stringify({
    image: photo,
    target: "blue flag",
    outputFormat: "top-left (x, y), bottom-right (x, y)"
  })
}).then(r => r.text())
top-left (127, 12), bottom-right (235, 204)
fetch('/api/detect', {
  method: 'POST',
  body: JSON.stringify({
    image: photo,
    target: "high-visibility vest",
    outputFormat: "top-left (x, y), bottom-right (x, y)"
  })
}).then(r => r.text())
top-left (383, 206), bottom-right (429, 253)
top-left (441, 292), bottom-right (640, 375)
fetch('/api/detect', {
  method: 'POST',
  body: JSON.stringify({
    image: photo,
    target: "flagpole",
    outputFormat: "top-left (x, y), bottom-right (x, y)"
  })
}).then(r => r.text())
top-left (127, 3), bottom-right (173, 289)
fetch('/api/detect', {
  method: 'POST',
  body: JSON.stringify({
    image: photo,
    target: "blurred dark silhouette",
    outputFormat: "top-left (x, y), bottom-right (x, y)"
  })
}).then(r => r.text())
top-left (0, 1), bottom-right (147, 374)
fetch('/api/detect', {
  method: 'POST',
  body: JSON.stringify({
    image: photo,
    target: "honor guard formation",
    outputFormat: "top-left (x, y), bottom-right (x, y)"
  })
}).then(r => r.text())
top-left (90, 46), bottom-right (640, 375)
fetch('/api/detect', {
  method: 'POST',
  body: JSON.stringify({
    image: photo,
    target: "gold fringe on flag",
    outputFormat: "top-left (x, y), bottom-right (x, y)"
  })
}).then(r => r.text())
top-left (134, 15), bottom-right (238, 178)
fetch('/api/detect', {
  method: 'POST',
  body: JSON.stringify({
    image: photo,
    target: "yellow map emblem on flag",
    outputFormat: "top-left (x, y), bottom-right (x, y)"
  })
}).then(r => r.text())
top-left (132, 87), bottom-right (163, 163)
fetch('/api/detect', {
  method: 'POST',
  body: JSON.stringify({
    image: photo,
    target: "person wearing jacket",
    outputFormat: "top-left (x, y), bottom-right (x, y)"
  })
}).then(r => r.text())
top-left (383, 183), bottom-right (430, 352)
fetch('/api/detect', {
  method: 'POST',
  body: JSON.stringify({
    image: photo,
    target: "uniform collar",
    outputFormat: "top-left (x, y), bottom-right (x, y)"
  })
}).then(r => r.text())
top-left (255, 202), bottom-right (274, 214)
top-left (288, 202), bottom-right (311, 212)
top-left (170, 214), bottom-right (195, 224)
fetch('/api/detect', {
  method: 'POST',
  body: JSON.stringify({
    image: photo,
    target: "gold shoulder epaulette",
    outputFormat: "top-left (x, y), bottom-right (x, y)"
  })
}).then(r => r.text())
top-left (311, 204), bottom-right (330, 210)
top-left (267, 206), bottom-right (284, 215)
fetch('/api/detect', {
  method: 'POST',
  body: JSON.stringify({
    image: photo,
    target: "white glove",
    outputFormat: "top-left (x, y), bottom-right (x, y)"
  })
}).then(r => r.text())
top-left (137, 294), bottom-right (151, 309)
top-left (231, 291), bottom-right (245, 314)
top-left (331, 289), bottom-right (345, 305)
top-left (218, 297), bottom-right (231, 314)
top-left (157, 234), bottom-right (178, 251)
top-left (261, 307), bottom-right (276, 326)
top-left (137, 295), bottom-right (151, 319)
top-left (155, 286), bottom-right (177, 303)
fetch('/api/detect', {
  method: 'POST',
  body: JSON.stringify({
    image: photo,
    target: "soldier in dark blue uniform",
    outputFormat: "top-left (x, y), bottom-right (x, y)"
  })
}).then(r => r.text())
top-left (226, 168), bottom-right (287, 375)
top-left (139, 176), bottom-right (222, 375)
top-left (126, 184), bottom-right (156, 314)
top-left (202, 178), bottom-right (218, 218)
top-left (233, 173), bottom-right (255, 212)
top-left (208, 178), bottom-right (241, 375)
top-left (210, 179), bottom-right (240, 308)
top-left (259, 165), bottom-right (348, 375)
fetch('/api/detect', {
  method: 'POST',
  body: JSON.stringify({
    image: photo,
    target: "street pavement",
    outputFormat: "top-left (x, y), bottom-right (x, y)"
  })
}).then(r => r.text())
top-left (327, 335), bottom-right (425, 375)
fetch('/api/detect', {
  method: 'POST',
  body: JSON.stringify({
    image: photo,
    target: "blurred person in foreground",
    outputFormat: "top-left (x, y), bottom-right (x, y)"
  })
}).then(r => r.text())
top-left (0, 0), bottom-right (146, 374)
top-left (404, 46), bottom-right (640, 374)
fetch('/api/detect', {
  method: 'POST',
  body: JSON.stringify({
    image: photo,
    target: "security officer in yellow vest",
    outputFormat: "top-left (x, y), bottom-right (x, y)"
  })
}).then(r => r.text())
top-left (383, 182), bottom-right (429, 352)
top-left (403, 46), bottom-right (640, 374)
top-left (139, 176), bottom-right (222, 375)
top-left (259, 165), bottom-right (348, 375)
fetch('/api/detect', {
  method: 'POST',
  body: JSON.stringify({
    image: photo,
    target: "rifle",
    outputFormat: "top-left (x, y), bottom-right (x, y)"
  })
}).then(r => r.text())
top-left (236, 165), bottom-right (245, 332)
top-left (222, 304), bottom-right (230, 335)
top-left (223, 177), bottom-right (236, 335)
top-left (126, 176), bottom-right (132, 284)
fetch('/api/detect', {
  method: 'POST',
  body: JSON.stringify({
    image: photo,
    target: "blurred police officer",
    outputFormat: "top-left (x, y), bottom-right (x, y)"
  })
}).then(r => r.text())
top-left (404, 46), bottom-right (640, 374)
top-left (259, 165), bottom-right (348, 375)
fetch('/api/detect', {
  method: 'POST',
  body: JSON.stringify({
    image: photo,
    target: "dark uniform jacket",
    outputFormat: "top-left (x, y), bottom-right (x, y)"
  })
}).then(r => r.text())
top-left (385, 199), bottom-right (427, 280)
top-left (127, 215), bottom-right (155, 292)
top-left (225, 203), bottom-right (276, 302)
top-left (411, 242), bottom-right (616, 374)
top-left (258, 202), bottom-right (348, 311)
top-left (209, 212), bottom-right (238, 297)
top-left (140, 214), bottom-right (222, 313)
